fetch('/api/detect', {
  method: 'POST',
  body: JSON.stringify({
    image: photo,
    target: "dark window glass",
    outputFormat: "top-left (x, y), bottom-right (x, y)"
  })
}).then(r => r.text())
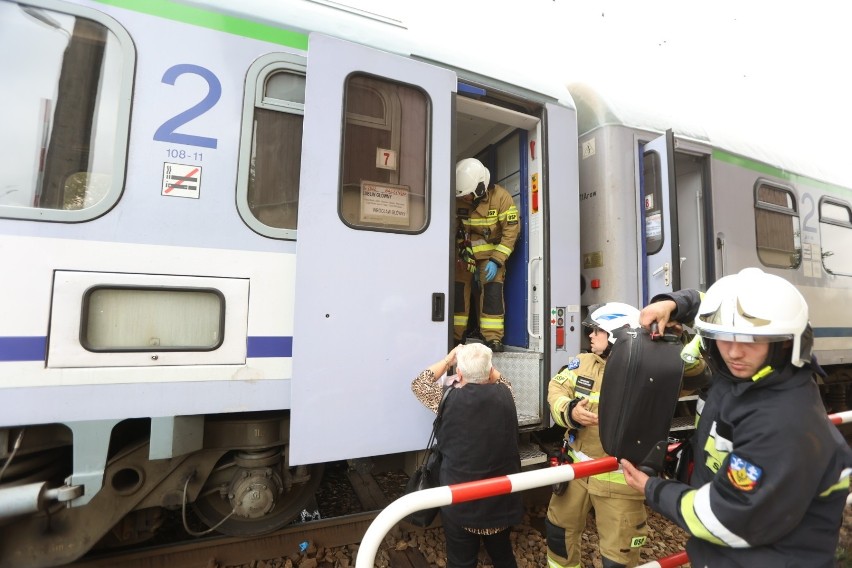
top-left (339, 74), bottom-right (429, 233)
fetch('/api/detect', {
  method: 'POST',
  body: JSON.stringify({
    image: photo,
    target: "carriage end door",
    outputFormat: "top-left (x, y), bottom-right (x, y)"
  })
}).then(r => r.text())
top-left (641, 130), bottom-right (679, 303)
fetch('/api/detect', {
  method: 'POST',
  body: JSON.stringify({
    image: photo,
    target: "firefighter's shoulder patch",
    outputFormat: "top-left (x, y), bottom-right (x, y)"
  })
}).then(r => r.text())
top-left (507, 211), bottom-right (519, 224)
top-left (567, 357), bottom-right (580, 370)
top-left (727, 453), bottom-right (762, 491)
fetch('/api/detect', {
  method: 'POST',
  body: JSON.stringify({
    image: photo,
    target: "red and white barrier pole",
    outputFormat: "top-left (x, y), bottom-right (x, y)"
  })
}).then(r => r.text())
top-left (828, 411), bottom-right (852, 506)
top-left (354, 456), bottom-right (618, 568)
top-left (828, 410), bottom-right (852, 426)
top-left (636, 550), bottom-right (689, 568)
top-left (357, 412), bottom-right (852, 566)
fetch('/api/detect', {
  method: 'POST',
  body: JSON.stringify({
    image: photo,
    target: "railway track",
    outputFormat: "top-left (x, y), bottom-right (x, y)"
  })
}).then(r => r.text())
top-left (65, 462), bottom-right (429, 568)
top-left (67, 510), bottom-right (380, 568)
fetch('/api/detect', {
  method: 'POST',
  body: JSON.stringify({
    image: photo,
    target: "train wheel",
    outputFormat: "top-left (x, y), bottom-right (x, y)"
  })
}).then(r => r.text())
top-left (191, 447), bottom-right (323, 536)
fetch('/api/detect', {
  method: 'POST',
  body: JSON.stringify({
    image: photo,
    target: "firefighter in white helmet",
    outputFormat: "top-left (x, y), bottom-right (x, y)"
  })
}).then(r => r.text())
top-left (545, 302), bottom-right (649, 568)
top-left (624, 267), bottom-right (852, 567)
top-left (454, 158), bottom-right (520, 352)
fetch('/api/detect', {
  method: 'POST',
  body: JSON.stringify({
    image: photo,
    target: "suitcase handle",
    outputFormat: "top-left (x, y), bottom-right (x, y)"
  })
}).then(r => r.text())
top-left (639, 440), bottom-right (669, 475)
top-left (649, 322), bottom-right (681, 343)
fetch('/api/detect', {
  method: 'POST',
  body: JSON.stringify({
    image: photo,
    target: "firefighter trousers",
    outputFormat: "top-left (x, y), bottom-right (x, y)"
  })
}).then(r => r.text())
top-left (545, 477), bottom-right (647, 567)
top-left (453, 258), bottom-right (506, 342)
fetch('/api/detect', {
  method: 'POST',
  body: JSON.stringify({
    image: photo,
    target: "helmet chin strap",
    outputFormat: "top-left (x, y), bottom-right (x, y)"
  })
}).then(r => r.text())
top-left (471, 182), bottom-right (487, 206)
top-left (765, 341), bottom-right (790, 370)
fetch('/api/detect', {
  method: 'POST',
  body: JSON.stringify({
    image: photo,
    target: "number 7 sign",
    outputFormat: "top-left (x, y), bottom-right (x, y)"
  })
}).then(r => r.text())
top-left (375, 147), bottom-right (397, 171)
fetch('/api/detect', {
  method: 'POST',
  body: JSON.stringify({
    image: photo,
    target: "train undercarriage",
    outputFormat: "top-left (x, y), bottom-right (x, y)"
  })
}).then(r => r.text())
top-left (0, 412), bottom-right (322, 568)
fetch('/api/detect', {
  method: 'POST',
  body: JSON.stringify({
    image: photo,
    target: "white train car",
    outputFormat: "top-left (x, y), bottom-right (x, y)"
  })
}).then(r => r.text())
top-left (0, 0), bottom-right (580, 564)
top-left (570, 83), bottom-right (852, 399)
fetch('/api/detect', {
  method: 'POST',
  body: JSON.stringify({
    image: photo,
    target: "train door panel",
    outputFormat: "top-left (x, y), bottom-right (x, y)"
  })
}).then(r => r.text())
top-left (545, 102), bottom-right (582, 375)
top-left (290, 34), bottom-right (456, 465)
top-left (641, 130), bottom-right (679, 303)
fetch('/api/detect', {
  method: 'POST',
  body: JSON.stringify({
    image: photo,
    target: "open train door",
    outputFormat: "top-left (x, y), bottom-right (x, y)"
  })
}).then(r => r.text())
top-left (641, 129), bottom-right (680, 304)
top-left (290, 34), bottom-right (456, 465)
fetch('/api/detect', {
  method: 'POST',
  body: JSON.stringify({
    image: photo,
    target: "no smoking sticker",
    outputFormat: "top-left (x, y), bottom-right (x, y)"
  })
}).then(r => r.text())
top-left (162, 163), bottom-right (201, 198)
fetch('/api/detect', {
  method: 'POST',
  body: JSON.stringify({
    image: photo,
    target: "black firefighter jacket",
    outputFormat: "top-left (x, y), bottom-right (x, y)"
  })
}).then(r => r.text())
top-left (644, 289), bottom-right (852, 567)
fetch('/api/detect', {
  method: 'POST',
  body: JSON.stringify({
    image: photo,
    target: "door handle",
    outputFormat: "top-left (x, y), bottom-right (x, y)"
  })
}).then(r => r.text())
top-left (432, 293), bottom-right (445, 322)
top-left (527, 256), bottom-right (542, 339)
top-left (652, 262), bottom-right (671, 286)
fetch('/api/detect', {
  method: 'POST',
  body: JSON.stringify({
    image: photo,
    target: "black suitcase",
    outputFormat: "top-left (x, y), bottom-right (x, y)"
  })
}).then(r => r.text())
top-left (598, 326), bottom-right (685, 473)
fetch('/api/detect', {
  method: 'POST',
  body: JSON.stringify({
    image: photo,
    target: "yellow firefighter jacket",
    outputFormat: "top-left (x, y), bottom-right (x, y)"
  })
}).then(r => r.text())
top-left (548, 353), bottom-right (642, 497)
top-left (455, 184), bottom-right (519, 267)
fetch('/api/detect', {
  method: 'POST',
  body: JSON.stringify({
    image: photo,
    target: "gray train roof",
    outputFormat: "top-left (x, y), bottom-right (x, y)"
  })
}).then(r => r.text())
top-left (568, 82), bottom-right (852, 190)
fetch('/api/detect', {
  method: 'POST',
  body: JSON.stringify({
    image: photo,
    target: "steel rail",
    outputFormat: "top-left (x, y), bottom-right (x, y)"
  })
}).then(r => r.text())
top-left (67, 510), bottom-right (379, 568)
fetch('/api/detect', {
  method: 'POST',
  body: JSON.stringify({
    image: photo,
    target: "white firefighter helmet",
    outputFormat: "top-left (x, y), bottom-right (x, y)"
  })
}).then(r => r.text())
top-left (582, 302), bottom-right (640, 344)
top-left (694, 267), bottom-right (812, 367)
top-left (455, 158), bottom-right (490, 198)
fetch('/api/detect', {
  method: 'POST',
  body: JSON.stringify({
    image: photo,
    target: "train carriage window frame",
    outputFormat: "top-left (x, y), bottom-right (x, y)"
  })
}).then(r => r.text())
top-left (642, 149), bottom-right (665, 255)
top-left (753, 181), bottom-right (802, 269)
top-left (0, 0), bottom-right (134, 222)
top-left (338, 72), bottom-right (430, 234)
top-left (818, 197), bottom-right (852, 277)
top-left (237, 53), bottom-right (307, 240)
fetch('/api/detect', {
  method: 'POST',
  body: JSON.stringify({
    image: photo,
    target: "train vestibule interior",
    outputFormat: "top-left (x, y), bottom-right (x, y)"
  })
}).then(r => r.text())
top-left (453, 92), bottom-right (540, 352)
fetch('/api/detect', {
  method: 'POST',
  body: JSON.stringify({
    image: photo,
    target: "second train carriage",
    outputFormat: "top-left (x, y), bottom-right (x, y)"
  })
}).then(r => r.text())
top-left (568, 82), bottom-right (852, 401)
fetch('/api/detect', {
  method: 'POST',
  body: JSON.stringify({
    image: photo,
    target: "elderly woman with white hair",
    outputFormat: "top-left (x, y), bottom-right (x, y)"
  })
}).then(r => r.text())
top-left (411, 343), bottom-right (523, 568)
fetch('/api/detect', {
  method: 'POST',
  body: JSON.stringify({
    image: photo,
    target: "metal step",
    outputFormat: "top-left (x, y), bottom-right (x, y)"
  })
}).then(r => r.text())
top-left (670, 415), bottom-right (696, 431)
top-left (519, 441), bottom-right (548, 467)
top-left (492, 348), bottom-right (543, 427)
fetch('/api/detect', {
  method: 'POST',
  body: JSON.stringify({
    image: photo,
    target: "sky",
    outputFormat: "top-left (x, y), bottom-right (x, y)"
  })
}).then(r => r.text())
top-left (345, 0), bottom-right (852, 187)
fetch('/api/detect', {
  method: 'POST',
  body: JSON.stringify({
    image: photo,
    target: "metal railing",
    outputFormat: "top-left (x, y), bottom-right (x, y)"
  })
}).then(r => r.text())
top-left (357, 409), bottom-right (852, 567)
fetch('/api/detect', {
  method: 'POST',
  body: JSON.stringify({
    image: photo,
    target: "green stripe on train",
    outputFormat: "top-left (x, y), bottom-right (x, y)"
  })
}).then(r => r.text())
top-left (713, 149), bottom-right (850, 196)
top-left (93, 0), bottom-right (308, 49)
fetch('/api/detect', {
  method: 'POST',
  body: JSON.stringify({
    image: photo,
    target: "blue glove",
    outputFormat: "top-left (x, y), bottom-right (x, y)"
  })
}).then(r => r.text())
top-left (484, 260), bottom-right (499, 282)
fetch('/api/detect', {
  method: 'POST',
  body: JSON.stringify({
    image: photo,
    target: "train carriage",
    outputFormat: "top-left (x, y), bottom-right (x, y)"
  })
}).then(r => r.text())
top-left (0, 0), bottom-right (579, 564)
top-left (569, 82), bottom-right (852, 391)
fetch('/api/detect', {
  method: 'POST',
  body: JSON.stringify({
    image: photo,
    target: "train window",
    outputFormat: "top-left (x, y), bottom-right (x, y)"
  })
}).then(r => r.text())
top-left (819, 199), bottom-right (852, 276)
top-left (237, 53), bottom-right (307, 239)
top-left (81, 288), bottom-right (224, 352)
top-left (0, 1), bottom-right (134, 222)
top-left (643, 150), bottom-right (664, 254)
top-left (338, 74), bottom-right (429, 233)
top-left (754, 183), bottom-right (801, 269)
